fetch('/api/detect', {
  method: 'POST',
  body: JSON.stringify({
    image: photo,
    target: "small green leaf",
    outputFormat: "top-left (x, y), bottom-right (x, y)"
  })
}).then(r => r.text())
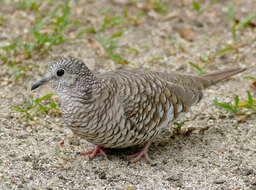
top-left (123, 7), bottom-right (128, 18)
top-left (188, 61), bottom-right (205, 74)
top-left (128, 48), bottom-right (139, 54)
top-left (35, 94), bottom-right (54, 104)
top-left (199, 55), bottom-right (209, 64)
top-left (243, 76), bottom-right (256, 80)
top-left (12, 106), bottom-right (28, 114)
top-left (1, 41), bottom-right (19, 52)
top-left (50, 102), bottom-right (57, 109)
top-left (247, 91), bottom-right (254, 108)
top-left (232, 24), bottom-right (237, 41)
top-left (234, 95), bottom-right (239, 113)
top-left (237, 15), bottom-right (256, 29)
top-left (193, 1), bottom-right (201, 13)
top-left (55, 144), bottom-right (61, 157)
top-left (174, 120), bottom-right (188, 129)
top-left (102, 14), bottom-right (123, 31)
top-left (150, 56), bottom-right (163, 62)
top-left (213, 100), bottom-right (237, 114)
top-left (135, 10), bottom-right (143, 20)
top-left (216, 46), bottom-right (234, 56)
top-left (234, 95), bottom-right (239, 107)
top-left (110, 32), bottom-right (123, 39)
top-left (154, 0), bottom-right (166, 13)
top-left (12, 106), bottom-right (34, 120)
top-left (108, 53), bottom-right (127, 64)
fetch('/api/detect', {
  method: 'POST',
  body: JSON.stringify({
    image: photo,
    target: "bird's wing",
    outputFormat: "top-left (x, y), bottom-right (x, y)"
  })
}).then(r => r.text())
top-left (98, 70), bottom-right (204, 136)
top-left (96, 67), bottom-right (245, 142)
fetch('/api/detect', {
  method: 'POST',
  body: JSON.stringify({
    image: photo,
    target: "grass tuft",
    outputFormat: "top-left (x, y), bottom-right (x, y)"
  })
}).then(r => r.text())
top-left (214, 91), bottom-right (256, 114)
top-left (154, 0), bottom-right (167, 13)
top-left (97, 32), bottom-right (128, 64)
top-left (1, 0), bottom-right (72, 80)
top-left (12, 94), bottom-right (60, 120)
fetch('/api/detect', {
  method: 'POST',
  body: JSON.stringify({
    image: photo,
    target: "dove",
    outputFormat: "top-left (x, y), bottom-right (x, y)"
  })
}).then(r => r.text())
top-left (31, 56), bottom-right (246, 163)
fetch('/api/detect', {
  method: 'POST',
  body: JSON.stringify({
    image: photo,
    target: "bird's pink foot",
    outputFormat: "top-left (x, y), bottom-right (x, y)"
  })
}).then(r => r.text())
top-left (80, 146), bottom-right (108, 160)
top-left (128, 142), bottom-right (152, 163)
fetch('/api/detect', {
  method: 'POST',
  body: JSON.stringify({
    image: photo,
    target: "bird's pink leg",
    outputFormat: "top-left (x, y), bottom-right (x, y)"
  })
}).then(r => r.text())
top-left (128, 142), bottom-right (152, 163)
top-left (80, 146), bottom-right (108, 159)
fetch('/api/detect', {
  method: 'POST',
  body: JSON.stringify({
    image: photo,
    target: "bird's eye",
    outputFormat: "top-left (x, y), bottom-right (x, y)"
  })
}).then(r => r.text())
top-left (56, 69), bottom-right (65, 77)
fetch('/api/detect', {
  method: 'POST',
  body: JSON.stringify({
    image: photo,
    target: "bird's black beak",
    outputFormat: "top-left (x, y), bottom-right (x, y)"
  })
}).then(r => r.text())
top-left (31, 77), bottom-right (49, 91)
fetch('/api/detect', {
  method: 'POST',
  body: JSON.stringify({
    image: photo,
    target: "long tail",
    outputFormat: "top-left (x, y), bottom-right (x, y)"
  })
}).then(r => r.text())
top-left (202, 68), bottom-right (246, 87)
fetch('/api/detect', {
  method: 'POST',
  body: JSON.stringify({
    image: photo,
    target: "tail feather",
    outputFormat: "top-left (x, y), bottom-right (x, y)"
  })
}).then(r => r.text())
top-left (202, 68), bottom-right (246, 86)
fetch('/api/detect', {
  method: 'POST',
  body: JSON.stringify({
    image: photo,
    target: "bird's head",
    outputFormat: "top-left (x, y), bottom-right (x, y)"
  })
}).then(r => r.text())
top-left (31, 57), bottom-right (96, 95)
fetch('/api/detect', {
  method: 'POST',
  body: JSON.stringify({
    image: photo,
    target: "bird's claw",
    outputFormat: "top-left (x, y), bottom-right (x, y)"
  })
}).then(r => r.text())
top-left (127, 142), bottom-right (151, 163)
top-left (80, 146), bottom-right (108, 160)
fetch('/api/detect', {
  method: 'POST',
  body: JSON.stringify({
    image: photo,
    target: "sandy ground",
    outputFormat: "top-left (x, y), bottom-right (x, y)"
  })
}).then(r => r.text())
top-left (0, 0), bottom-right (256, 189)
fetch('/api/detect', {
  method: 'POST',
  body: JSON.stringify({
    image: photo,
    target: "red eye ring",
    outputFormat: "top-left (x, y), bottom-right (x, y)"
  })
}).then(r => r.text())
top-left (56, 69), bottom-right (65, 77)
